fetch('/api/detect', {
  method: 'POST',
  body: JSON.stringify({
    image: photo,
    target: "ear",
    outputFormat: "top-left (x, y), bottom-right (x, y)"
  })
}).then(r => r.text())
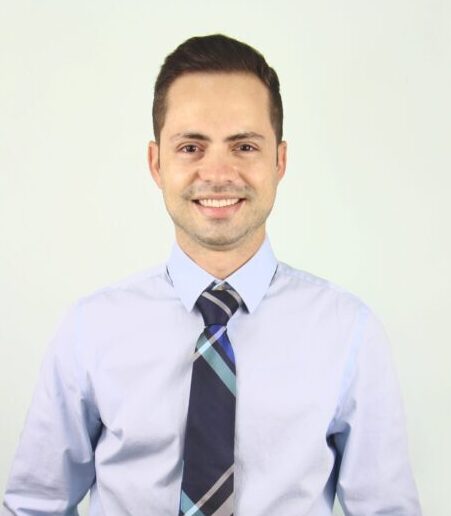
top-left (148, 141), bottom-right (162, 188)
top-left (276, 141), bottom-right (287, 182)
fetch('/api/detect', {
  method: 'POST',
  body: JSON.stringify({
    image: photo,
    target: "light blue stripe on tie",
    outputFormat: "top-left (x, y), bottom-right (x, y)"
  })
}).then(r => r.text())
top-left (201, 343), bottom-right (236, 396)
top-left (181, 490), bottom-right (205, 516)
top-left (195, 327), bottom-right (226, 358)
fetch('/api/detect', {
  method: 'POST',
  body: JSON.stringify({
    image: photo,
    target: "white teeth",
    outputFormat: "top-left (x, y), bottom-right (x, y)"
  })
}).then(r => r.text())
top-left (198, 198), bottom-right (240, 208)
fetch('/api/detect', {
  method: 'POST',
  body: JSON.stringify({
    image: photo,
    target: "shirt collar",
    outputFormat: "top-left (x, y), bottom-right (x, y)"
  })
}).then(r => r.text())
top-left (166, 237), bottom-right (278, 314)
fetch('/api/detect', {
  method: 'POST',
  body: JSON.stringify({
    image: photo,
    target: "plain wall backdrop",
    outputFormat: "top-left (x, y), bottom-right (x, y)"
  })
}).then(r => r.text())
top-left (1, 1), bottom-right (450, 514)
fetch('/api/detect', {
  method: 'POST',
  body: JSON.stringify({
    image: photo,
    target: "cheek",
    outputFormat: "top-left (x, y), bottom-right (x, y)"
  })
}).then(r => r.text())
top-left (160, 164), bottom-right (192, 191)
top-left (248, 168), bottom-right (280, 194)
top-left (161, 175), bottom-right (198, 209)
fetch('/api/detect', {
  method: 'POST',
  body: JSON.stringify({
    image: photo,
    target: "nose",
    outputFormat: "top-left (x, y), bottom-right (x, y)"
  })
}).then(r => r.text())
top-left (197, 148), bottom-right (238, 183)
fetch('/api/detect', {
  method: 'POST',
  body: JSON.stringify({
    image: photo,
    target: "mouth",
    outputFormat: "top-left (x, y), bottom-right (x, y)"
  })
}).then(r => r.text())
top-left (195, 198), bottom-right (241, 208)
top-left (192, 197), bottom-right (245, 218)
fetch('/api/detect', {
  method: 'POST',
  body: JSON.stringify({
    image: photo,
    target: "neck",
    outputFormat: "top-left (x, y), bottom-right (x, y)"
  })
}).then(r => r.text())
top-left (176, 231), bottom-right (265, 279)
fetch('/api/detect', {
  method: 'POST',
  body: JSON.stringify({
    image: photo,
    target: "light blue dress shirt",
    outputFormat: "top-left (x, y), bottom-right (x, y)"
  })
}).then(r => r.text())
top-left (3, 239), bottom-right (421, 515)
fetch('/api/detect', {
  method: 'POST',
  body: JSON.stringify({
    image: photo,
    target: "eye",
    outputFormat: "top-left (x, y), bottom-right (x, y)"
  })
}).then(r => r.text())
top-left (237, 143), bottom-right (256, 152)
top-left (180, 144), bottom-right (199, 153)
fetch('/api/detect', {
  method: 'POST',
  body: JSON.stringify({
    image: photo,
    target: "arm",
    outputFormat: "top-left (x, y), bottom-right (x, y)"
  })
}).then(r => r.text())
top-left (3, 302), bottom-right (102, 515)
top-left (331, 308), bottom-right (421, 515)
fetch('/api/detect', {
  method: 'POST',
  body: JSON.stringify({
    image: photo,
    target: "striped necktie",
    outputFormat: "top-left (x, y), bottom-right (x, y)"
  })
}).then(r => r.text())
top-left (179, 282), bottom-right (242, 516)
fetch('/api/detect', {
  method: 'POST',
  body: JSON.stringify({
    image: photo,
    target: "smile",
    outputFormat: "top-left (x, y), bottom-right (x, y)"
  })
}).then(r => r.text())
top-left (197, 198), bottom-right (241, 208)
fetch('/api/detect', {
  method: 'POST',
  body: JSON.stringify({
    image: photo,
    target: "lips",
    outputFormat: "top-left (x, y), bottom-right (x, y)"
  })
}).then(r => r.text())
top-left (193, 197), bottom-right (245, 218)
top-left (197, 198), bottom-right (240, 208)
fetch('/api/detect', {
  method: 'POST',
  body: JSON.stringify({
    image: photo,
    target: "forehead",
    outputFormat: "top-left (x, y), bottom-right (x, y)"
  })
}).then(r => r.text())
top-left (162, 72), bottom-right (273, 138)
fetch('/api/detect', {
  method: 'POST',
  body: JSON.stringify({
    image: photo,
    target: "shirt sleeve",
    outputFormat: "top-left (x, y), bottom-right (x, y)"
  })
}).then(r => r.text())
top-left (331, 307), bottom-right (422, 515)
top-left (3, 302), bottom-right (102, 515)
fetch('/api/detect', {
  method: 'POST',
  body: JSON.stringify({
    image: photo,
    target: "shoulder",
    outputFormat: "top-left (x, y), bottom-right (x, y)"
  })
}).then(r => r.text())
top-left (273, 261), bottom-right (373, 326)
top-left (51, 263), bottom-right (173, 349)
top-left (276, 261), bottom-right (366, 305)
top-left (273, 262), bottom-right (391, 364)
top-left (78, 263), bottom-right (170, 305)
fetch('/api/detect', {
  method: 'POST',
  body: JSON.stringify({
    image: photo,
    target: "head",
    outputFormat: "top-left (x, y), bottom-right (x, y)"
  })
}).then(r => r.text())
top-left (152, 34), bottom-right (283, 145)
top-left (148, 35), bottom-right (287, 265)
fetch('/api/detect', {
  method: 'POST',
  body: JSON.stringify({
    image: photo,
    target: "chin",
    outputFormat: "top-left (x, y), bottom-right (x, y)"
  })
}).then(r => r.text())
top-left (194, 228), bottom-right (257, 250)
top-left (197, 237), bottom-right (240, 249)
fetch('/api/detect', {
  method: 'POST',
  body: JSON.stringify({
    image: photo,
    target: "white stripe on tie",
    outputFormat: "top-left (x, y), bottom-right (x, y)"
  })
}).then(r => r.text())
top-left (201, 291), bottom-right (233, 319)
top-left (225, 288), bottom-right (241, 305)
top-left (212, 493), bottom-right (234, 516)
top-left (190, 465), bottom-right (234, 514)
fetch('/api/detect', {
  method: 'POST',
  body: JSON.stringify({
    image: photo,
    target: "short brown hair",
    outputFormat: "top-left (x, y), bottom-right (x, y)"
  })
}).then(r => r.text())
top-left (152, 34), bottom-right (283, 144)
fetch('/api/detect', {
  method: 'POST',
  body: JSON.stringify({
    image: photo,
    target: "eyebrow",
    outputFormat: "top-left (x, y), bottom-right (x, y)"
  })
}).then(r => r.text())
top-left (225, 132), bottom-right (265, 142)
top-left (170, 131), bottom-right (265, 143)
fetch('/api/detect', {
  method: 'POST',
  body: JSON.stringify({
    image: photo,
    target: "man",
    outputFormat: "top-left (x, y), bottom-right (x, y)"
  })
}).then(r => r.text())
top-left (3, 35), bottom-right (421, 515)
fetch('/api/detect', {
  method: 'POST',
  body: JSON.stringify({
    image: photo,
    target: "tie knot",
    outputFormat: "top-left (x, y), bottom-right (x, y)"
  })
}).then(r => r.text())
top-left (196, 282), bottom-right (242, 326)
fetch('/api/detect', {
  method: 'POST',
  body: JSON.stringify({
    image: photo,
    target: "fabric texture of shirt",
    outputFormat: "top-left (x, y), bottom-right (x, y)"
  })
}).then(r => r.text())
top-left (3, 238), bottom-right (421, 515)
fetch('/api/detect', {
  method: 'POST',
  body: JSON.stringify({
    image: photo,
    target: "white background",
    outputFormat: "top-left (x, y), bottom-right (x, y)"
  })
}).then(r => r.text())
top-left (1, 1), bottom-right (450, 514)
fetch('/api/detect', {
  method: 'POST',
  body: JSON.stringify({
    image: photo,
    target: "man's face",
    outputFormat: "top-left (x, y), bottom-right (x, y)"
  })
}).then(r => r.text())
top-left (149, 72), bottom-right (286, 254)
